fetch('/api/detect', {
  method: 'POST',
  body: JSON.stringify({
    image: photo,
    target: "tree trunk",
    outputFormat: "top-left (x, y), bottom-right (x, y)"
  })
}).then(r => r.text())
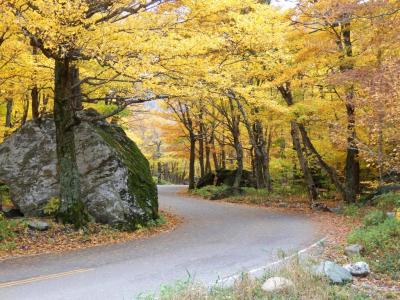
top-left (344, 97), bottom-right (359, 202)
top-left (40, 94), bottom-right (49, 117)
top-left (21, 95), bottom-right (29, 126)
top-left (298, 124), bottom-right (347, 200)
top-left (290, 121), bottom-right (318, 205)
top-left (278, 84), bottom-right (318, 204)
top-left (5, 98), bottom-right (13, 128)
top-left (198, 129), bottom-right (205, 177)
top-left (188, 134), bottom-right (196, 190)
top-left (232, 130), bottom-right (243, 189)
top-left (234, 96), bottom-right (267, 189)
top-left (211, 133), bottom-right (219, 171)
top-left (31, 86), bottom-right (40, 121)
top-left (221, 136), bottom-right (226, 169)
top-left (157, 161), bottom-right (162, 184)
top-left (264, 127), bottom-right (273, 192)
top-left (341, 20), bottom-right (360, 203)
top-left (254, 120), bottom-right (270, 189)
top-left (70, 66), bottom-right (83, 111)
top-left (205, 137), bottom-right (211, 174)
top-left (54, 58), bottom-right (88, 229)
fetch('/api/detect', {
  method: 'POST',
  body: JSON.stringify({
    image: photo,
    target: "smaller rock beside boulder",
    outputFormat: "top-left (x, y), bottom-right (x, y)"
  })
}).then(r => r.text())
top-left (313, 261), bottom-right (353, 284)
top-left (28, 220), bottom-right (49, 231)
top-left (343, 262), bottom-right (370, 277)
top-left (344, 244), bottom-right (363, 257)
top-left (2, 207), bottom-right (24, 218)
top-left (196, 172), bottom-right (215, 189)
top-left (262, 277), bottom-right (294, 292)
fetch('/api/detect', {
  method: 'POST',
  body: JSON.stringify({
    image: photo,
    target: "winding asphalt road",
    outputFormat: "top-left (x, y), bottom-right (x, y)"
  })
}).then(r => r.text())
top-left (0, 185), bottom-right (321, 300)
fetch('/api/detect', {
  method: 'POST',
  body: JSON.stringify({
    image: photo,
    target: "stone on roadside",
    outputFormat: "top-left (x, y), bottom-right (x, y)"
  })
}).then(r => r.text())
top-left (261, 277), bottom-right (294, 292)
top-left (344, 244), bottom-right (363, 257)
top-left (343, 262), bottom-right (370, 277)
top-left (28, 220), bottom-right (49, 231)
top-left (386, 212), bottom-right (395, 218)
top-left (328, 207), bottom-right (342, 214)
top-left (313, 261), bottom-right (353, 284)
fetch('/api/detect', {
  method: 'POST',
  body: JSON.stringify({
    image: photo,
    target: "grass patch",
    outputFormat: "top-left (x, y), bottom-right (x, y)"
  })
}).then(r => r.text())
top-left (348, 212), bottom-right (400, 279)
top-left (0, 214), bottom-right (27, 251)
top-left (342, 204), bottom-right (360, 217)
top-left (375, 192), bottom-right (400, 211)
top-left (191, 185), bottom-right (230, 199)
top-left (138, 260), bottom-right (371, 300)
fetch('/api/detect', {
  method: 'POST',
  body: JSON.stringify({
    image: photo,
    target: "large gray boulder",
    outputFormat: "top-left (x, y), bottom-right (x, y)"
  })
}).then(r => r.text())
top-left (0, 109), bottom-right (158, 229)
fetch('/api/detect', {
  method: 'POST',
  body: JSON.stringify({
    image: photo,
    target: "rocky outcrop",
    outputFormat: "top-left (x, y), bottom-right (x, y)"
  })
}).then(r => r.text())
top-left (196, 169), bottom-right (257, 189)
top-left (0, 109), bottom-right (158, 228)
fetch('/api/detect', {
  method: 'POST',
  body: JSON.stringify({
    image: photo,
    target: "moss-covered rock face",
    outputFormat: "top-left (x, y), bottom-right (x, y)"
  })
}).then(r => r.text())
top-left (92, 121), bottom-right (159, 225)
top-left (0, 109), bottom-right (158, 229)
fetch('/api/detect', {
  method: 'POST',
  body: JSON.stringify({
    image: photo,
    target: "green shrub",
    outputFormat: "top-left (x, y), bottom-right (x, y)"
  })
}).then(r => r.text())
top-left (192, 185), bottom-right (229, 199)
top-left (146, 213), bottom-right (167, 228)
top-left (152, 177), bottom-right (171, 185)
top-left (271, 182), bottom-right (307, 196)
top-left (363, 210), bottom-right (387, 226)
top-left (0, 217), bottom-right (26, 242)
top-left (342, 204), bottom-right (359, 217)
top-left (242, 187), bottom-right (269, 197)
top-left (348, 218), bottom-right (400, 278)
top-left (43, 197), bottom-right (61, 216)
top-left (376, 192), bottom-right (400, 210)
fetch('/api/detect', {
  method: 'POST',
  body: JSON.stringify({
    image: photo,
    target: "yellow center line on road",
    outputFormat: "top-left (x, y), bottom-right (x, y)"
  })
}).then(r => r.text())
top-left (0, 268), bottom-right (94, 289)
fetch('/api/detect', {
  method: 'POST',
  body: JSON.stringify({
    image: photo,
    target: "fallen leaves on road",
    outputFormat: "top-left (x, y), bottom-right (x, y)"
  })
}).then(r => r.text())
top-left (0, 211), bottom-right (182, 261)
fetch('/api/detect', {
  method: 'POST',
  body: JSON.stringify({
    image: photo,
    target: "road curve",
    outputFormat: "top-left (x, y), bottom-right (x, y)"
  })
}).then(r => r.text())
top-left (0, 185), bottom-right (321, 300)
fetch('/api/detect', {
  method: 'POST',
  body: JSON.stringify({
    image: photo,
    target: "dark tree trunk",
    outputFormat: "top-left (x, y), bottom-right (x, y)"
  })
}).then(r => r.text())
top-left (264, 127), bottom-right (273, 192)
top-left (198, 126), bottom-right (205, 177)
top-left (31, 86), bottom-right (40, 121)
top-left (189, 134), bottom-right (196, 190)
top-left (298, 124), bottom-right (347, 200)
top-left (234, 96), bottom-right (268, 189)
top-left (232, 131), bottom-right (243, 189)
top-left (220, 136), bottom-right (226, 169)
top-left (290, 121), bottom-right (318, 205)
top-left (340, 21), bottom-right (359, 203)
top-left (278, 84), bottom-right (318, 204)
top-left (344, 98), bottom-right (359, 202)
top-left (211, 133), bottom-right (219, 171)
top-left (40, 94), bottom-right (49, 117)
top-left (228, 97), bottom-right (243, 189)
top-left (21, 95), bottom-right (29, 126)
top-left (5, 98), bottom-right (13, 128)
top-left (164, 163), bottom-right (169, 182)
top-left (31, 46), bottom-right (40, 121)
top-left (205, 137), bottom-right (211, 174)
top-left (54, 59), bottom-right (88, 229)
top-left (254, 120), bottom-right (270, 189)
top-left (157, 161), bottom-right (162, 184)
top-left (70, 66), bottom-right (83, 111)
